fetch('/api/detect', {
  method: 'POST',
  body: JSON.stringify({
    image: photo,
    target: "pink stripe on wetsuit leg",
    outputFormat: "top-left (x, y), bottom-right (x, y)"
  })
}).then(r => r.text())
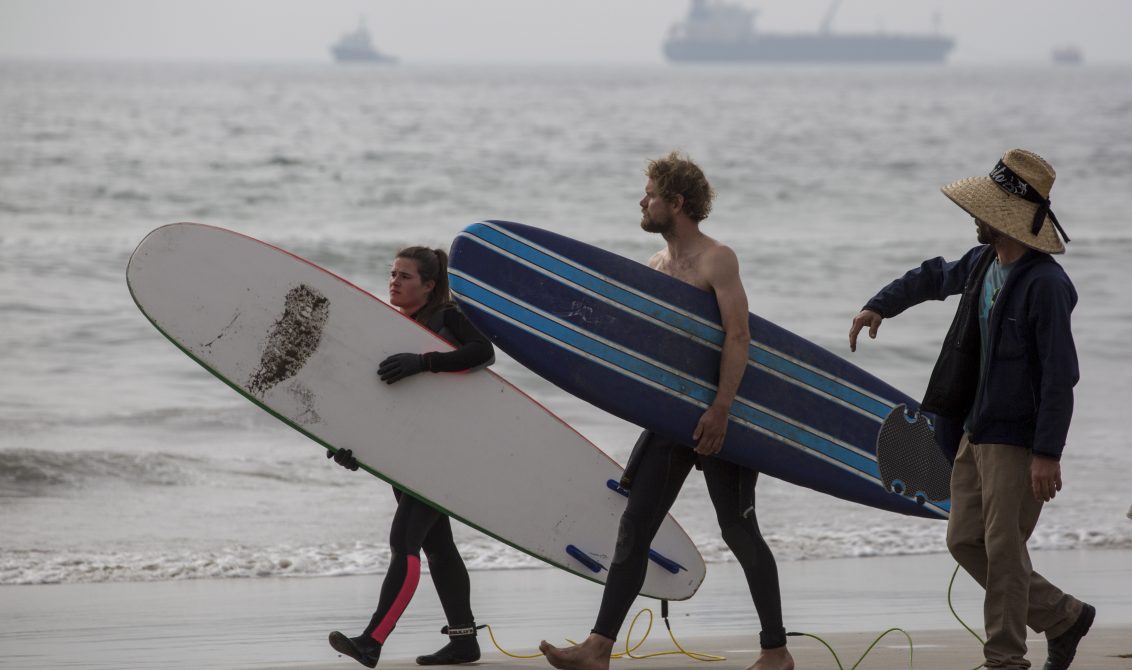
top-left (370, 554), bottom-right (421, 643)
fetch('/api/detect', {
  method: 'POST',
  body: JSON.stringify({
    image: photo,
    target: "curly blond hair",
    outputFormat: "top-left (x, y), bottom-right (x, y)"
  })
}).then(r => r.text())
top-left (646, 151), bottom-right (715, 223)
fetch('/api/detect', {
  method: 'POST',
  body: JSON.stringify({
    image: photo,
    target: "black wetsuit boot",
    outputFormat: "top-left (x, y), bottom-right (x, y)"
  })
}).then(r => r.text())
top-left (328, 631), bottom-right (382, 668)
top-left (415, 624), bottom-right (480, 666)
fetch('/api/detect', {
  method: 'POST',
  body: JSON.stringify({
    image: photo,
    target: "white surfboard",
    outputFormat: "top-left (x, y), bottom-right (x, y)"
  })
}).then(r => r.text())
top-left (126, 223), bottom-right (705, 600)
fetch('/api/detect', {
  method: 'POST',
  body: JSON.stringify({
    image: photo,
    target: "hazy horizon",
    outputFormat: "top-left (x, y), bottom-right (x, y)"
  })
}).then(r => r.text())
top-left (1, 0), bottom-right (1130, 65)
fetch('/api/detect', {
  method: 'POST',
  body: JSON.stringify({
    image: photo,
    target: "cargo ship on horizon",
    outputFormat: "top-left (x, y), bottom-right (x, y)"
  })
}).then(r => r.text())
top-left (664, 0), bottom-right (955, 64)
top-left (330, 18), bottom-right (397, 64)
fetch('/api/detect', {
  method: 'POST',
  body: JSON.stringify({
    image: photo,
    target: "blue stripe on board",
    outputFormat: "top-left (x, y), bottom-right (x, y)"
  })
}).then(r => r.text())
top-left (746, 349), bottom-right (892, 419)
top-left (451, 275), bottom-right (717, 401)
top-left (465, 224), bottom-right (721, 341)
top-left (461, 224), bottom-right (893, 420)
top-left (451, 273), bottom-right (881, 480)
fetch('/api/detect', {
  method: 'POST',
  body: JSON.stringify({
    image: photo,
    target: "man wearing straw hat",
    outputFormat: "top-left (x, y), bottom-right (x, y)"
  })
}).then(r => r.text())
top-left (848, 149), bottom-right (1094, 670)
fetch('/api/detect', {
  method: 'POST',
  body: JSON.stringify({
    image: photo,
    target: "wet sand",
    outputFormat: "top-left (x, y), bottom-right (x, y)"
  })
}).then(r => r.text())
top-left (2, 549), bottom-right (1129, 669)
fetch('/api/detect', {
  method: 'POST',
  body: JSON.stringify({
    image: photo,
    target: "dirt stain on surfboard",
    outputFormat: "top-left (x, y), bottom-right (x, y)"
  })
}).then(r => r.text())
top-left (287, 381), bottom-right (322, 425)
top-left (248, 284), bottom-right (329, 397)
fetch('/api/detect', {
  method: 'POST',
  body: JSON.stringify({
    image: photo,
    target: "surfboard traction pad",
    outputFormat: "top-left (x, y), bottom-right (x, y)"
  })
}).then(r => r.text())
top-left (876, 404), bottom-right (952, 503)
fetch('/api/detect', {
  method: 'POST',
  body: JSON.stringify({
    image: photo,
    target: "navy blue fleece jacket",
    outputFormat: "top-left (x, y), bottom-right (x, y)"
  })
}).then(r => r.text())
top-left (865, 245), bottom-right (1078, 460)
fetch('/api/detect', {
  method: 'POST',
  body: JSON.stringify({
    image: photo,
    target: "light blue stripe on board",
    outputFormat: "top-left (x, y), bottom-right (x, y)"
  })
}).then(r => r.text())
top-left (460, 223), bottom-right (893, 420)
top-left (451, 274), bottom-right (881, 479)
top-left (746, 348), bottom-right (892, 418)
top-left (452, 275), bottom-right (716, 401)
top-left (465, 223), bottom-right (720, 340)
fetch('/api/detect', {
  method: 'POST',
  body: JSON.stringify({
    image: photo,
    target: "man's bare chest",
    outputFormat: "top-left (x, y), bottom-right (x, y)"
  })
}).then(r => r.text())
top-left (652, 256), bottom-right (711, 291)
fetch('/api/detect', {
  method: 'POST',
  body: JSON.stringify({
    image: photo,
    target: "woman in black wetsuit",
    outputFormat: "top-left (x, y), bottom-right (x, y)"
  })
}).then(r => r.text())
top-left (328, 246), bottom-right (494, 668)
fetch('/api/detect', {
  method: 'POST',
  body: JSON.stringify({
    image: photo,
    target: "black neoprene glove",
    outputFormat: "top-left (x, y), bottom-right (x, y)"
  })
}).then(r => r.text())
top-left (327, 447), bottom-right (359, 471)
top-left (377, 353), bottom-right (425, 384)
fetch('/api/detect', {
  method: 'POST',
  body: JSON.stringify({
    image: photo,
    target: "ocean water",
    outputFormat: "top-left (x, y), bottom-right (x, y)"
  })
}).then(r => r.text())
top-left (2, 62), bottom-right (1131, 586)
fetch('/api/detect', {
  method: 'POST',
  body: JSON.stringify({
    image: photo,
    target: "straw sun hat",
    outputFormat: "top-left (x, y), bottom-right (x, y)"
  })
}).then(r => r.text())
top-left (941, 148), bottom-right (1070, 254)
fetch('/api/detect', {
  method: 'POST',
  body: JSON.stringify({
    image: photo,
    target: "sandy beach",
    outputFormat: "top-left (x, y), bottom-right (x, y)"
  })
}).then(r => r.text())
top-left (3, 548), bottom-right (1129, 669)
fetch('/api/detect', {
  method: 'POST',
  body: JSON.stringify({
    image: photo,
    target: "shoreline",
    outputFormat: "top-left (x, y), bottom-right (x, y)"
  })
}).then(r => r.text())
top-left (2, 548), bottom-right (1129, 669)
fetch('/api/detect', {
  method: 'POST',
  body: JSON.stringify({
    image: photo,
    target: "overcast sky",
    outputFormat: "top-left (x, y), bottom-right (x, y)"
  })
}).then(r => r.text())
top-left (1, 0), bottom-right (1130, 65)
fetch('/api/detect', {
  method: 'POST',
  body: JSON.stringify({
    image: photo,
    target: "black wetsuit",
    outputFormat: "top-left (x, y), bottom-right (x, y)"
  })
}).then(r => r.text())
top-left (592, 431), bottom-right (787, 650)
top-left (361, 305), bottom-right (494, 645)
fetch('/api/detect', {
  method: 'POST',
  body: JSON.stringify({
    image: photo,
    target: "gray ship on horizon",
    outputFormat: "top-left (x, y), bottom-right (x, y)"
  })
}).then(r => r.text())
top-left (664, 0), bottom-right (954, 64)
top-left (330, 18), bottom-right (397, 64)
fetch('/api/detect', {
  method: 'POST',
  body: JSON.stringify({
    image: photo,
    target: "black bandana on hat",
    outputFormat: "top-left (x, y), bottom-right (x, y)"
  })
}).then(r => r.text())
top-left (989, 160), bottom-right (1070, 244)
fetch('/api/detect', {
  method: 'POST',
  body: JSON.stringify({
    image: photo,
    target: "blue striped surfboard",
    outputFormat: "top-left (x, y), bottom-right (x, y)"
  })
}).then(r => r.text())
top-left (448, 221), bottom-right (951, 520)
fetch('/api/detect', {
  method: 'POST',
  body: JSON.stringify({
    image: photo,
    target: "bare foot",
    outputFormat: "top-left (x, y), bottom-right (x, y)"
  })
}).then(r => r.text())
top-left (747, 645), bottom-right (795, 670)
top-left (539, 633), bottom-right (613, 670)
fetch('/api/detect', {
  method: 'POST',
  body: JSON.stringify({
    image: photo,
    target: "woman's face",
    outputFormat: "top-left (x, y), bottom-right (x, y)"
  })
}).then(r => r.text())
top-left (388, 257), bottom-right (434, 314)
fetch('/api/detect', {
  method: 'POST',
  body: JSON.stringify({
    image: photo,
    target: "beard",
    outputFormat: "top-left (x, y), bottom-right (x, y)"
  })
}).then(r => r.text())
top-left (976, 221), bottom-right (999, 245)
top-left (640, 210), bottom-right (675, 235)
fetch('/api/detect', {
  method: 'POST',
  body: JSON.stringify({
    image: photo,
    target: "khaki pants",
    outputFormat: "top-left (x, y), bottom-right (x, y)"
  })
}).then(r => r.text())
top-left (946, 435), bottom-right (1082, 669)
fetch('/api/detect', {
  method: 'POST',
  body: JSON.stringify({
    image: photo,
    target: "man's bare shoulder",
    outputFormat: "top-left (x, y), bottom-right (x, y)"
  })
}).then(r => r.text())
top-left (699, 242), bottom-right (741, 286)
top-left (704, 242), bottom-right (749, 328)
top-left (701, 241), bottom-right (738, 265)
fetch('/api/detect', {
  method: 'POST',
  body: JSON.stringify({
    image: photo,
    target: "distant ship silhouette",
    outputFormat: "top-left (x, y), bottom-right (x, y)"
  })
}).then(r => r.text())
top-left (331, 18), bottom-right (397, 64)
top-left (1051, 46), bottom-right (1083, 66)
top-left (665, 0), bottom-right (954, 64)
